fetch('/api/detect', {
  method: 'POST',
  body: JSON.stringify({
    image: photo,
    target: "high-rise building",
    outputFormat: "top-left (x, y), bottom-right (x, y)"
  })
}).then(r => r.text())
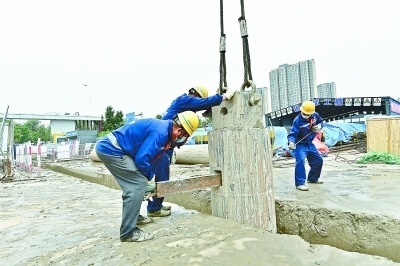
top-left (256, 87), bottom-right (271, 114)
top-left (317, 82), bottom-right (337, 98)
top-left (269, 59), bottom-right (317, 111)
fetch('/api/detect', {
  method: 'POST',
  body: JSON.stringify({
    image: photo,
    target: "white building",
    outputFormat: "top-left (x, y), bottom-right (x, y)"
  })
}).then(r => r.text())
top-left (255, 87), bottom-right (271, 114)
top-left (317, 82), bottom-right (337, 98)
top-left (269, 59), bottom-right (317, 111)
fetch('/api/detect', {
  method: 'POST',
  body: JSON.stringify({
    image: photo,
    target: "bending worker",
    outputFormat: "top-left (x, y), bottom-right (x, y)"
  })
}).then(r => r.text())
top-left (95, 111), bottom-right (199, 242)
top-left (146, 85), bottom-right (236, 218)
top-left (287, 100), bottom-right (324, 191)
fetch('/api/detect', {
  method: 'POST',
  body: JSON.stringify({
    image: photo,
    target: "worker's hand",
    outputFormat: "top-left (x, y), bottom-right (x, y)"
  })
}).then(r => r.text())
top-left (223, 87), bottom-right (238, 100)
top-left (312, 124), bottom-right (321, 132)
top-left (288, 141), bottom-right (296, 150)
top-left (202, 108), bottom-right (212, 118)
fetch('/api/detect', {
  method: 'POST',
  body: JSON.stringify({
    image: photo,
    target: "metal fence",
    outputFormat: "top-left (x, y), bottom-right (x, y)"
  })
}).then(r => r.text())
top-left (13, 140), bottom-right (96, 177)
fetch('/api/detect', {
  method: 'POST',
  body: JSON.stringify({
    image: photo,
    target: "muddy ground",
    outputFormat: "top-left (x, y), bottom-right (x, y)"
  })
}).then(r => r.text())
top-left (1, 149), bottom-right (400, 265)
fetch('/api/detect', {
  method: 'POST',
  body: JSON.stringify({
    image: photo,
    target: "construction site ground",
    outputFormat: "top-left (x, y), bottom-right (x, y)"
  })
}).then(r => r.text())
top-left (1, 149), bottom-right (400, 265)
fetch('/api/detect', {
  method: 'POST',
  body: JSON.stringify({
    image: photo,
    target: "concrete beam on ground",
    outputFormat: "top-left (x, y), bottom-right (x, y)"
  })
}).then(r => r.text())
top-left (154, 173), bottom-right (221, 197)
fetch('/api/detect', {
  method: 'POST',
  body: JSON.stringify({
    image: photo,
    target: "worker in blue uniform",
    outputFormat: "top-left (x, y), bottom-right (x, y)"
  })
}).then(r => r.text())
top-left (95, 111), bottom-right (199, 242)
top-left (287, 100), bottom-right (324, 191)
top-left (146, 85), bottom-right (237, 218)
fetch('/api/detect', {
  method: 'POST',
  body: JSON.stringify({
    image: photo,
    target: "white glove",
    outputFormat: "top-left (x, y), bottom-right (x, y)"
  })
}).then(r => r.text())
top-left (312, 124), bottom-right (321, 133)
top-left (288, 142), bottom-right (296, 150)
top-left (223, 88), bottom-right (238, 100)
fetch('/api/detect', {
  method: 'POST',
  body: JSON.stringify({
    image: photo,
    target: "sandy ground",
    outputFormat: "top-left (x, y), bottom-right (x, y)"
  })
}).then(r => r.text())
top-left (1, 156), bottom-right (399, 265)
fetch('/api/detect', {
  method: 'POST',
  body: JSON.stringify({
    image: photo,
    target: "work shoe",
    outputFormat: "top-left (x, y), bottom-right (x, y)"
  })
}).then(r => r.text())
top-left (120, 227), bottom-right (154, 242)
top-left (137, 215), bottom-right (154, 225)
top-left (307, 180), bottom-right (324, 184)
top-left (148, 209), bottom-right (171, 217)
top-left (296, 185), bottom-right (309, 191)
top-left (161, 205), bottom-right (171, 211)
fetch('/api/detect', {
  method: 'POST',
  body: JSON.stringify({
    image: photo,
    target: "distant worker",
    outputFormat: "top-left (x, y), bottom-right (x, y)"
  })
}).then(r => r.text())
top-left (287, 100), bottom-right (324, 191)
top-left (145, 85), bottom-right (237, 219)
top-left (95, 111), bottom-right (199, 242)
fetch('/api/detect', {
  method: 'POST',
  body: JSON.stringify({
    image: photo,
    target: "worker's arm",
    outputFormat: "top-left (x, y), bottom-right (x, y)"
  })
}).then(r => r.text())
top-left (311, 112), bottom-right (324, 132)
top-left (287, 119), bottom-right (300, 144)
top-left (182, 94), bottom-right (224, 112)
top-left (135, 132), bottom-right (168, 180)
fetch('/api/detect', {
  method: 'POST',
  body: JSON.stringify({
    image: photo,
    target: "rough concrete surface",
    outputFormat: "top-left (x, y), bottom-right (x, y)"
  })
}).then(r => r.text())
top-left (274, 150), bottom-right (400, 263)
top-left (1, 149), bottom-right (399, 265)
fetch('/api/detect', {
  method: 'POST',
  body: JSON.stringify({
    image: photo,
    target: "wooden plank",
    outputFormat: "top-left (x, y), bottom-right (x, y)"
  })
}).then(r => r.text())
top-left (389, 118), bottom-right (400, 156)
top-left (154, 173), bottom-right (221, 197)
top-left (366, 118), bottom-right (390, 153)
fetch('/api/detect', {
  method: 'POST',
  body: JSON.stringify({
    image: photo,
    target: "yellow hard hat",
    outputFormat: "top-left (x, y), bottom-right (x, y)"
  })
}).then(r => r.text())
top-left (177, 111), bottom-right (200, 135)
top-left (193, 85), bottom-right (209, 98)
top-left (300, 101), bottom-right (316, 115)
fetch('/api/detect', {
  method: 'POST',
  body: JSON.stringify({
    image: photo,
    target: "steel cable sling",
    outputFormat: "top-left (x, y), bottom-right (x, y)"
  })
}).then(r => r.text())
top-left (203, 0), bottom-right (228, 118)
top-left (205, 0), bottom-right (256, 118)
top-left (238, 0), bottom-right (254, 89)
top-left (219, 0), bottom-right (256, 93)
top-left (218, 0), bottom-right (228, 94)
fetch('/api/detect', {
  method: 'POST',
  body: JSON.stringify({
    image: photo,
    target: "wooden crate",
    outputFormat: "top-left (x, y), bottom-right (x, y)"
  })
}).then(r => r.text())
top-left (366, 116), bottom-right (400, 155)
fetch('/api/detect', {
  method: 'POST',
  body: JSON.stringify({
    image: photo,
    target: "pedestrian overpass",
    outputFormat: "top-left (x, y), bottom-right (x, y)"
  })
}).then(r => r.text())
top-left (1, 112), bottom-right (101, 121)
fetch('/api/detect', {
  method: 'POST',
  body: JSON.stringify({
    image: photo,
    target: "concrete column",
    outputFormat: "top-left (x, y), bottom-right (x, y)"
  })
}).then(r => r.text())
top-left (209, 87), bottom-right (276, 232)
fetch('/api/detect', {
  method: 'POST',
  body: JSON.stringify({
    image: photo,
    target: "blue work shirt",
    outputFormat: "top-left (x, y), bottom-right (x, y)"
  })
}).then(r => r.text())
top-left (287, 112), bottom-right (323, 144)
top-left (96, 118), bottom-right (173, 180)
top-left (162, 93), bottom-right (223, 119)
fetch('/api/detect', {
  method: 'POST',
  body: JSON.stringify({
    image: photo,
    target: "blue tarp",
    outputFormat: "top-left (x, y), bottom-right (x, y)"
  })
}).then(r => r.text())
top-left (322, 122), bottom-right (366, 147)
top-left (268, 126), bottom-right (289, 150)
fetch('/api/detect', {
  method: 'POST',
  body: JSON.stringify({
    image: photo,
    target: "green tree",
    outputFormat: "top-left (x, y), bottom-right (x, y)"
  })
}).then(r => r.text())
top-left (14, 123), bottom-right (30, 144)
top-left (99, 106), bottom-right (124, 136)
top-left (35, 124), bottom-right (52, 143)
top-left (13, 120), bottom-right (51, 144)
top-left (155, 114), bottom-right (162, 119)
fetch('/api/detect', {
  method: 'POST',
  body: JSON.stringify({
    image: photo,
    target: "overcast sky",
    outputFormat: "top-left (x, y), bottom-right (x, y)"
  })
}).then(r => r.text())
top-left (1, 0), bottom-right (399, 119)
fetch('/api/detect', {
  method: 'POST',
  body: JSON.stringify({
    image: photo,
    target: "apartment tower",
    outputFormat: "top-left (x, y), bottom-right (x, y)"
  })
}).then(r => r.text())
top-left (269, 59), bottom-right (317, 112)
top-left (317, 82), bottom-right (337, 98)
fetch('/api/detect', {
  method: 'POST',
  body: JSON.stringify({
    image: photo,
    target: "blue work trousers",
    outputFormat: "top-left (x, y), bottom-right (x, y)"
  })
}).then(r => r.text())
top-left (292, 143), bottom-right (323, 187)
top-left (147, 149), bottom-right (173, 212)
top-left (95, 147), bottom-right (147, 241)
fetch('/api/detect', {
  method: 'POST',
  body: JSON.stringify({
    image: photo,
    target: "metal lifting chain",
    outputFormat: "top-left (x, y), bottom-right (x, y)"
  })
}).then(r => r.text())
top-left (218, 0), bottom-right (228, 94)
top-left (238, 0), bottom-right (254, 89)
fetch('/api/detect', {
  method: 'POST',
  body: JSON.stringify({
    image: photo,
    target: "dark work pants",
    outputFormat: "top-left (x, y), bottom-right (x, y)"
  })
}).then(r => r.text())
top-left (147, 149), bottom-right (173, 212)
